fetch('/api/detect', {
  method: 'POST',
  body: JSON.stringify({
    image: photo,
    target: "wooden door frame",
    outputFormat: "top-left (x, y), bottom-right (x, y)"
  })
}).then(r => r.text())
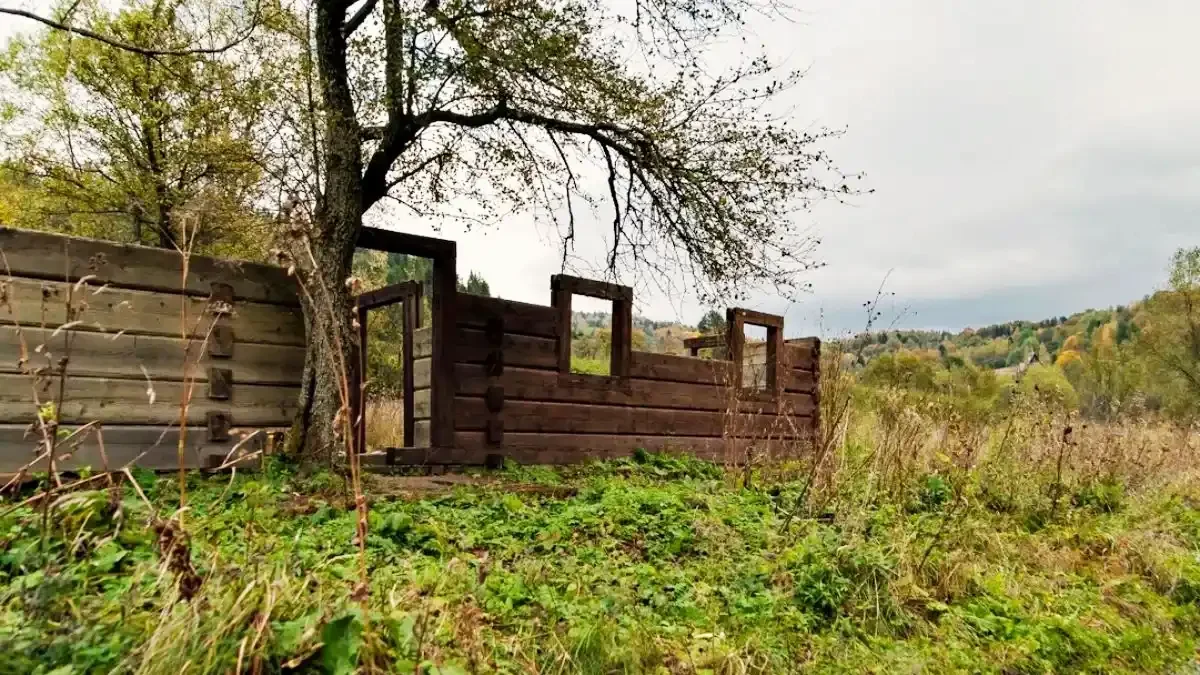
top-left (356, 227), bottom-right (456, 453)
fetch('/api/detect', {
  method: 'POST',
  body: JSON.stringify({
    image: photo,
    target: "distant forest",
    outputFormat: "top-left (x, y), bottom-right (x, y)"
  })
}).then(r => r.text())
top-left (570, 302), bottom-right (1141, 373)
top-left (841, 304), bottom-right (1139, 372)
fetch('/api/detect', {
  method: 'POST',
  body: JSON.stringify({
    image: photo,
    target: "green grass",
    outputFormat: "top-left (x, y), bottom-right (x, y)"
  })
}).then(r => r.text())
top-left (570, 356), bottom-right (610, 376)
top-left (3, 454), bottom-right (1200, 674)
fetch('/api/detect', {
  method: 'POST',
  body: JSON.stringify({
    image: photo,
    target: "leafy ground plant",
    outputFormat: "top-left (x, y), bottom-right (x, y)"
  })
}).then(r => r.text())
top-left (2, 449), bottom-right (1200, 674)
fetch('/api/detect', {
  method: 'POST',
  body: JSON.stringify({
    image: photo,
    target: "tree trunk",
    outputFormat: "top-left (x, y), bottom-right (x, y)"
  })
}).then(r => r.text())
top-left (154, 185), bottom-right (175, 249)
top-left (286, 218), bottom-right (360, 461)
top-left (285, 0), bottom-right (365, 462)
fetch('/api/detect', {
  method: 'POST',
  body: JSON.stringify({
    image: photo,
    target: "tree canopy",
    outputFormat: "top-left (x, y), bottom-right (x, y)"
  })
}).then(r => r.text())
top-left (1136, 247), bottom-right (1200, 420)
top-left (0, 0), bottom-right (294, 256)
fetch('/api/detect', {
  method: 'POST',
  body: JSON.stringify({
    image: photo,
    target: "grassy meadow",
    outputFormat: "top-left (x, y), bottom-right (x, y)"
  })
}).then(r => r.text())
top-left (4, 375), bottom-right (1200, 674)
top-left (5, 249), bottom-right (1200, 674)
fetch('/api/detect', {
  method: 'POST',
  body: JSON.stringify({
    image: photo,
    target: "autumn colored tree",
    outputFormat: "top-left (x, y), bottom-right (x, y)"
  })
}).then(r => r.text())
top-left (1136, 247), bottom-right (1200, 421)
top-left (0, 0), bottom-right (292, 256)
top-left (1019, 363), bottom-right (1079, 412)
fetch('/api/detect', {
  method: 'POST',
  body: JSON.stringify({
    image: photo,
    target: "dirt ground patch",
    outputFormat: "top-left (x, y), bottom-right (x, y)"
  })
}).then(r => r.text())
top-left (365, 473), bottom-right (577, 500)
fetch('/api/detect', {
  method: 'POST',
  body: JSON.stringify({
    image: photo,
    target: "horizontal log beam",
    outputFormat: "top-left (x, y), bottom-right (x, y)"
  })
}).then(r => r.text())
top-left (378, 434), bottom-right (810, 465)
top-left (454, 396), bottom-right (813, 437)
top-left (549, 274), bottom-right (633, 301)
top-left (730, 308), bottom-right (784, 329)
top-left (355, 280), bottom-right (421, 311)
top-left (454, 364), bottom-right (815, 414)
top-left (0, 326), bottom-right (304, 385)
top-left (0, 423), bottom-right (272, 473)
top-left (0, 277), bottom-right (305, 346)
top-left (0, 373), bottom-right (297, 425)
top-left (0, 227), bottom-right (299, 305)
top-left (455, 294), bottom-right (559, 338)
top-left (785, 341), bottom-right (818, 369)
top-left (356, 227), bottom-right (455, 260)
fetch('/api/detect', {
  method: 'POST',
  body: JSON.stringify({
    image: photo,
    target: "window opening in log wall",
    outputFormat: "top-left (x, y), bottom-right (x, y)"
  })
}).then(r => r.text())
top-left (742, 323), bottom-right (769, 391)
top-left (550, 274), bottom-right (632, 379)
top-left (569, 294), bottom-right (616, 375)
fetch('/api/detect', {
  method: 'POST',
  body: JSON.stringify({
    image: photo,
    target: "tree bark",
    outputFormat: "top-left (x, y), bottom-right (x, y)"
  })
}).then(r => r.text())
top-left (285, 0), bottom-right (365, 462)
top-left (286, 221), bottom-right (360, 461)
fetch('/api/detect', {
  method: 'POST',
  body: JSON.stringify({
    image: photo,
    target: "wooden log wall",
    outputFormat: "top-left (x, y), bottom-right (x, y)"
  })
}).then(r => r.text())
top-left (0, 227), bottom-right (303, 473)
top-left (400, 290), bottom-right (820, 466)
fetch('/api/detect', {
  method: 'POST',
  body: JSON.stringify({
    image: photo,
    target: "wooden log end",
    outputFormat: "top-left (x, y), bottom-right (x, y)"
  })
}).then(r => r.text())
top-left (207, 411), bottom-right (231, 442)
top-left (485, 316), bottom-right (504, 346)
top-left (210, 281), bottom-right (235, 304)
top-left (486, 419), bottom-right (504, 446)
top-left (208, 367), bottom-right (233, 400)
top-left (209, 324), bottom-right (235, 358)
top-left (485, 385), bottom-right (504, 412)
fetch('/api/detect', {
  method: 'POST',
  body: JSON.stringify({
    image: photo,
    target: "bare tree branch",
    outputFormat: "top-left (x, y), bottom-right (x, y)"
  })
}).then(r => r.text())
top-left (342, 0), bottom-right (379, 36)
top-left (382, 149), bottom-right (449, 192)
top-left (0, 5), bottom-right (262, 57)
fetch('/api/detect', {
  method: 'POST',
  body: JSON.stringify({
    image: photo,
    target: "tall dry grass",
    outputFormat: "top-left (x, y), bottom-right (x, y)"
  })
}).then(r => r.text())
top-left (804, 385), bottom-right (1200, 525)
top-left (364, 398), bottom-right (405, 450)
top-left (756, 330), bottom-right (1200, 532)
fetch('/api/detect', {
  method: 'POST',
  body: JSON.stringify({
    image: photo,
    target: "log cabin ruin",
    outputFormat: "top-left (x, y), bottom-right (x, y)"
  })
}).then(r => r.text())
top-left (0, 226), bottom-right (820, 474)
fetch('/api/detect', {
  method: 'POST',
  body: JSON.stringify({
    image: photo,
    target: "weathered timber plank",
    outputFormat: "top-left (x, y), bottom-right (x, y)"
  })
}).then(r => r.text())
top-left (632, 349), bottom-right (812, 393)
top-left (0, 227), bottom-right (298, 305)
top-left (550, 274), bottom-right (633, 301)
top-left (357, 227), bottom-right (455, 261)
top-left (551, 283), bottom-right (571, 373)
top-left (611, 296), bottom-right (632, 378)
top-left (377, 434), bottom-right (809, 466)
top-left (454, 364), bottom-right (815, 414)
top-left (413, 419), bottom-right (431, 447)
top-left (783, 369), bottom-right (817, 393)
top-left (0, 277), bottom-right (305, 345)
top-left (785, 341), bottom-right (818, 369)
top-left (630, 351), bottom-right (737, 386)
top-left (412, 389), bottom-right (431, 419)
top-left (0, 424), bottom-right (269, 473)
top-left (730, 308), bottom-right (784, 329)
top-left (0, 374), bottom-right (296, 425)
top-left (458, 329), bottom-right (556, 369)
top-left (430, 252), bottom-right (456, 448)
top-left (788, 337), bottom-right (820, 350)
top-left (356, 280), bottom-right (420, 311)
top-left (402, 292), bottom-right (416, 447)
top-left (454, 396), bottom-right (814, 437)
top-left (438, 433), bottom-right (734, 464)
top-left (455, 293), bottom-right (558, 338)
top-left (411, 327), bottom-right (556, 370)
top-left (0, 326), bottom-right (304, 384)
top-left (413, 327), bottom-right (433, 359)
top-left (412, 356), bottom-right (432, 390)
top-left (684, 333), bottom-right (726, 352)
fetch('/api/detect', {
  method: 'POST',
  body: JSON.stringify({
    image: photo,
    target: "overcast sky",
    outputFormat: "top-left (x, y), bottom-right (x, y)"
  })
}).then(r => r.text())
top-left (3, 1), bottom-right (1197, 337)
top-left (391, 0), bottom-right (1200, 336)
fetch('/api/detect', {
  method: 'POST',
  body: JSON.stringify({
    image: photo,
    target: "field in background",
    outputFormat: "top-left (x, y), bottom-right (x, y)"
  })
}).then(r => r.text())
top-left (366, 399), bottom-right (406, 450)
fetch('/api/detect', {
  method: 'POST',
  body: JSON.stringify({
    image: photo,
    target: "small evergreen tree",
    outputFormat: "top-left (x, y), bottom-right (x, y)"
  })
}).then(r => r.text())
top-left (697, 309), bottom-right (726, 335)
